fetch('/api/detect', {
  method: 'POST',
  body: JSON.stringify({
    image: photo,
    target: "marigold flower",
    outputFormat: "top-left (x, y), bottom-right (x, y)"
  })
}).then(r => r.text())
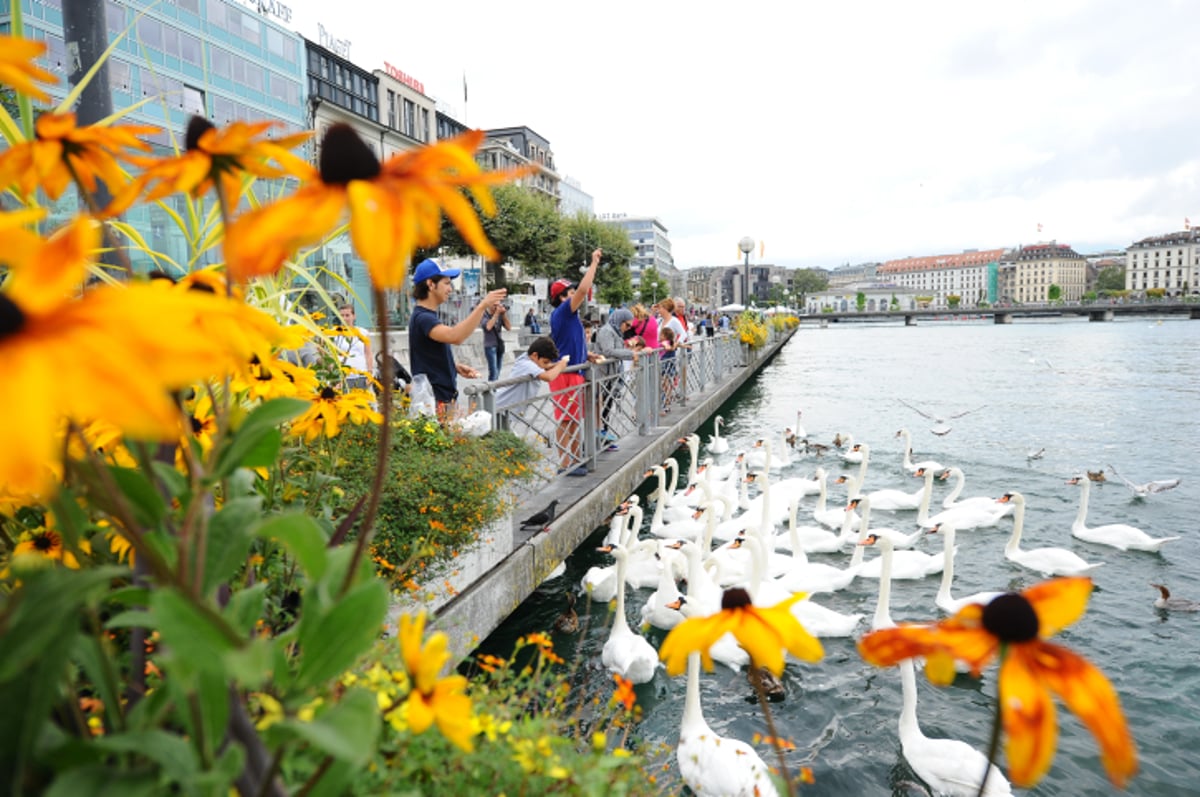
top-left (0, 215), bottom-right (285, 497)
top-left (858, 577), bottom-right (1137, 789)
top-left (223, 125), bottom-right (529, 287)
top-left (0, 34), bottom-right (57, 101)
top-left (611, 674), bottom-right (636, 711)
top-left (0, 112), bottom-right (158, 202)
top-left (396, 612), bottom-right (475, 751)
top-left (659, 587), bottom-right (823, 676)
top-left (106, 115), bottom-right (312, 216)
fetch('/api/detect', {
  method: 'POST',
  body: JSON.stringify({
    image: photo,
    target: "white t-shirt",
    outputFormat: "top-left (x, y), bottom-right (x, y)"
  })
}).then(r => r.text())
top-left (335, 327), bottom-right (369, 372)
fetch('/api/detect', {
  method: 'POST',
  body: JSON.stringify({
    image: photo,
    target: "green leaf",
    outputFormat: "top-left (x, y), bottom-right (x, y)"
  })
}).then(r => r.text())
top-left (149, 461), bottom-right (190, 504)
top-left (295, 580), bottom-right (387, 689)
top-left (279, 688), bottom-right (380, 766)
top-left (297, 759), bottom-right (357, 797)
top-left (149, 589), bottom-right (238, 676)
top-left (253, 513), bottom-right (329, 582)
top-left (223, 636), bottom-right (274, 688)
top-left (107, 466), bottom-right (167, 529)
top-left (203, 496), bottom-right (261, 596)
top-left (238, 427), bottom-right (282, 469)
top-left (44, 767), bottom-right (160, 797)
top-left (104, 609), bottom-right (154, 630)
top-left (71, 635), bottom-right (122, 738)
top-left (223, 582), bottom-right (267, 636)
top-left (193, 670), bottom-right (231, 763)
top-left (92, 729), bottom-right (198, 776)
top-left (211, 398), bottom-right (308, 481)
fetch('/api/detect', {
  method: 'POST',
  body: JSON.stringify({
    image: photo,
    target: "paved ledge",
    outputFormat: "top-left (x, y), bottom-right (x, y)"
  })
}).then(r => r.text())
top-left (426, 329), bottom-right (796, 661)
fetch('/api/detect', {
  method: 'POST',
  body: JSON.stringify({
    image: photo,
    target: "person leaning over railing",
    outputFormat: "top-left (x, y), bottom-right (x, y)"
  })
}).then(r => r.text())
top-left (591, 308), bottom-right (639, 448)
top-left (494, 336), bottom-right (569, 411)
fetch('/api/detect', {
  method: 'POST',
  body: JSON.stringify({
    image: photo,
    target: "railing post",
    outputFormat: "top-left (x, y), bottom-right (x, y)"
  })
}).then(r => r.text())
top-left (583, 365), bottom-right (598, 471)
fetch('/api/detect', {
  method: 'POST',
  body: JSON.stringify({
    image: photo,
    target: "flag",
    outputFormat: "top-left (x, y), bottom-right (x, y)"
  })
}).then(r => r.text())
top-left (1186, 217), bottom-right (1191, 230)
top-left (1037, 222), bottom-right (1043, 233)
top-left (463, 72), bottom-right (468, 104)
top-left (760, 241), bottom-right (765, 259)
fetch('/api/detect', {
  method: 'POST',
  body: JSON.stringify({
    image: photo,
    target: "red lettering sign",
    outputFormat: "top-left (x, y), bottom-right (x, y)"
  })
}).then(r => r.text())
top-left (383, 61), bottom-right (425, 95)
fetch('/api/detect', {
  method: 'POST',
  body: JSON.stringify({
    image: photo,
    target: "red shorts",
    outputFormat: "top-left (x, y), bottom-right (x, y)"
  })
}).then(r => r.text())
top-left (549, 372), bottom-right (585, 421)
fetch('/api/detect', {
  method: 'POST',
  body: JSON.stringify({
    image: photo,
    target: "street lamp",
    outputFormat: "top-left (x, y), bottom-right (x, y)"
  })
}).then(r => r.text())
top-left (738, 236), bottom-right (754, 305)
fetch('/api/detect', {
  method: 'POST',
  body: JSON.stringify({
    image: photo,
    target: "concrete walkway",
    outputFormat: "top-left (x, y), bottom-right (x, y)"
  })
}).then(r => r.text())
top-left (423, 328), bottom-right (796, 660)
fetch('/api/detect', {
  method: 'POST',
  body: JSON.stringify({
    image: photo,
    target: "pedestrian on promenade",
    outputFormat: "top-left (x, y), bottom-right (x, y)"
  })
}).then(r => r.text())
top-left (524, 307), bottom-right (541, 334)
top-left (672, 296), bottom-right (690, 399)
top-left (548, 248), bottom-right (604, 476)
top-left (630, 303), bottom-right (659, 349)
top-left (481, 298), bottom-right (511, 381)
top-left (409, 258), bottom-right (506, 421)
top-left (591, 307), bottom-right (639, 449)
top-left (333, 302), bottom-right (372, 389)
top-left (658, 325), bottom-right (678, 413)
top-left (494, 336), bottom-right (569, 410)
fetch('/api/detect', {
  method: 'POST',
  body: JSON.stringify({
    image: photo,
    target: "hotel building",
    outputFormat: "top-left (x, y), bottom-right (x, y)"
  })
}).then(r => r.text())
top-left (1125, 229), bottom-right (1200, 296)
top-left (876, 248), bottom-right (1005, 308)
top-left (997, 242), bottom-right (1087, 303)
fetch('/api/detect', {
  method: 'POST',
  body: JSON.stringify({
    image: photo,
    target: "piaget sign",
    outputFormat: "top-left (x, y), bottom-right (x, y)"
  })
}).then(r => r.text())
top-left (236, 0), bottom-right (293, 23)
top-left (318, 23), bottom-right (350, 58)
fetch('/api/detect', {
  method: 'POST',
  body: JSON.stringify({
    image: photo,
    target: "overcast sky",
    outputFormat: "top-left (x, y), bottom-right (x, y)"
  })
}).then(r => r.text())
top-left (282, 0), bottom-right (1199, 270)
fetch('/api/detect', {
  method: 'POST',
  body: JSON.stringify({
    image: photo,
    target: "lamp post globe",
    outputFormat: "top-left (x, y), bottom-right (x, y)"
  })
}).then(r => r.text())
top-left (738, 236), bottom-right (755, 305)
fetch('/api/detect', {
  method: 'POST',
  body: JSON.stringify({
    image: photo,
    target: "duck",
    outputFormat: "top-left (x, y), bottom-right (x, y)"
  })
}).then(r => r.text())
top-left (896, 659), bottom-right (1013, 796)
top-left (929, 522), bottom-right (1006, 614)
top-left (1086, 469), bottom-right (1106, 483)
top-left (552, 591), bottom-right (579, 633)
top-left (706, 415), bottom-right (730, 455)
top-left (832, 431), bottom-right (849, 449)
top-left (896, 428), bottom-right (946, 473)
top-left (1150, 583), bottom-right (1200, 612)
top-left (599, 543), bottom-right (660, 684)
top-left (1066, 475), bottom-right (1181, 552)
top-left (749, 665), bottom-right (786, 702)
top-left (675, 651), bottom-right (780, 797)
top-left (999, 492), bottom-right (1104, 577)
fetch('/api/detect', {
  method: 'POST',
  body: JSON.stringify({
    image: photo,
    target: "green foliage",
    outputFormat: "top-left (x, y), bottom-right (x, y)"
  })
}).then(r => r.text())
top-left (855, 291), bottom-right (866, 311)
top-left (791, 268), bottom-right (829, 303)
top-left (890, 293), bottom-right (900, 310)
top-left (432, 184), bottom-right (568, 275)
top-left (1096, 266), bottom-right (1125, 292)
top-left (597, 262), bottom-right (635, 306)
top-left (946, 294), bottom-right (961, 308)
top-left (1146, 287), bottom-right (1166, 300)
top-left (637, 266), bottom-right (671, 306)
top-left (1047, 283), bottom-right (1062, 302)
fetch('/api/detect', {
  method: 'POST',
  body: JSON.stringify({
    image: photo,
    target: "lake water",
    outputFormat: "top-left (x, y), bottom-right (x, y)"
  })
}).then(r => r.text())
top-left (476, 316), bottom-right (1200, 796)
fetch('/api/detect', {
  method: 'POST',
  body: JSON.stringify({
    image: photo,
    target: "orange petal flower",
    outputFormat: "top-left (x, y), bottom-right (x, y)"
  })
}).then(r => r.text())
top-left (0, 34), bottom-right (58, 101)
top-left (106, 116), bottom-right (312, 216)
top-left (0, 112), bottom-right (158, 202)
top-left (857, 577), bottom-right (1137, 789)
top-left (223, 125), bottom-right (529, 288)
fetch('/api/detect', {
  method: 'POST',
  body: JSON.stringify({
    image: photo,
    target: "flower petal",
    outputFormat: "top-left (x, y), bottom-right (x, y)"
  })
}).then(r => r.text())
top-left (999, 645), bottom-right (1058, 788)
top-left (659, 612), bottom-right (733, 676)
top-left (1036, 642), bottom-right (1138, 788)
top-left (1024, 577), bottom-right (1093, 639)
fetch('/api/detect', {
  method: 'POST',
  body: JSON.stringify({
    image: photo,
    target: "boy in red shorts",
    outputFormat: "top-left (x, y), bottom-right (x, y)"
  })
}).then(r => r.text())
top-left (549, 248), bottom-right (604, 476)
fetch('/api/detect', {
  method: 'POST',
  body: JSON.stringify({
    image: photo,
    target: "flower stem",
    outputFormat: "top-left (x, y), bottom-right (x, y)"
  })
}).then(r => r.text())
top-left (340, 288), bottom-right (392, 596)
top-left (749, 667), bottom-right (797, 797)
top-left (976, 648), bottom-right (1006, 797)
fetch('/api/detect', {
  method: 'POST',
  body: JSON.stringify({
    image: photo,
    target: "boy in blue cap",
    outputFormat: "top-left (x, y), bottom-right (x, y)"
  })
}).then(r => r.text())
top-left (409, 258), bottom-right (507, 419)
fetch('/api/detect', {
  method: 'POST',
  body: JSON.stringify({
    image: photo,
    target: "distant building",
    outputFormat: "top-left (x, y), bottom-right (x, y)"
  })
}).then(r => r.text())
top-left (828, 262), bottom-right (880, 289)
top-left (878, 249), bottom-right (1005, 308)
top-left (1125, 229), bottom-right (1200, 296)
top-left (997, 242), bottom-right (1087, 303)
top-left (558, 175), bottom-right (594, 218)
top-left (599, 214), bottom-right (674, 286)
top-left (480, 126), bottom-right (559, 206)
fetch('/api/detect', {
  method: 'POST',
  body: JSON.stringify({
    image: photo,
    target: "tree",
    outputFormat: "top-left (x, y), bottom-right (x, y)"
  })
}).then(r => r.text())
top-left (946, 294), bottom-right (961, 308)
top-left (561, 213), bottom-right (635, 298)
top-left (855, 291), bottom-right (866, 311)
top-left (890, 294), bottom-right (899, 310)
top-left (597, 263), bottom-right (634, 307)
top-left (1096, 267), bottom-right (1125, 292)
top-left (1047, 284), bottom-right (1062, 302)
top-left (791, 269), bottom-right (829, 305)
top-left (637, 266), bottom-right (671, 306)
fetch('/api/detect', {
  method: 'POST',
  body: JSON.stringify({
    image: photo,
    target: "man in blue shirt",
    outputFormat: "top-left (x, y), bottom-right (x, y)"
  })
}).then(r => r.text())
top-left (408, 258), bottom-right (507, 420)
top-left (548, 248), bottom-right (603, 475)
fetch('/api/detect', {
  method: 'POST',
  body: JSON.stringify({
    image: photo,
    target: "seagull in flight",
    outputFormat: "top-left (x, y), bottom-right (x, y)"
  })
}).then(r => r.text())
top-left (1026, 447), bottom-right (1046, 461)
top-left (1108, 464), bottom-right (1181, 497)
top-left (898, 399), bottom-right (986, 436)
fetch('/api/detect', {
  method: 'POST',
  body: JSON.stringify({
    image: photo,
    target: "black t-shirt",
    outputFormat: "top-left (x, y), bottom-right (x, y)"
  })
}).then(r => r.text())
top-left (409, 305), bottom-right (457, 402)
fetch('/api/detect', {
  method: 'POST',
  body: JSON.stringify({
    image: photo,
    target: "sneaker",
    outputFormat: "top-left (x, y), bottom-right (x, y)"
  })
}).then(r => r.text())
top-left (566, 466), bottom-right (589, 477)
top-left (599, 429), bottom-right (618, 442)
top-left (604, 443), bottom-right (619, 452)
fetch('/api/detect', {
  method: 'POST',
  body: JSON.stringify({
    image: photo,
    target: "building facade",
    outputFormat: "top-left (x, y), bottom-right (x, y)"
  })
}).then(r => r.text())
top-left (5, 0), bottom-right (307, 270)
top-left (480, 126), bottom-right (559, 206)
top-left (557, 175), bottom-right (593, 218)
top-left (877, 248), bottom-right (1004, 308)
top-left (997, 242), bottom-right (1087, 304)
top-left (1125, 230), bottom-right (1199, 296)
top-left (599, 214), bottom-right (674, 286)
top-left (827, 262), bottom-right (880, 289)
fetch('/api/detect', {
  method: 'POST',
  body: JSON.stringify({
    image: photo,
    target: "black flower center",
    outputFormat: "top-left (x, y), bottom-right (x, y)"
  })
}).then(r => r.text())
top-left (190, 416), bottom-right (204, 434)
top-left (319, 386), bottom-right (338, 400)
top-left (319, 124), bottom-right (381, 184)
top-left (981, 593), bottom-right (1039, 643)
top-left (32, 531), bottom-right (57, 552)
top-left (721, 587), bottom-right (753, 611)
top-left (0, 294), bottom-right (26, 339)
top-left (186, 116), bottom-right (215, 152)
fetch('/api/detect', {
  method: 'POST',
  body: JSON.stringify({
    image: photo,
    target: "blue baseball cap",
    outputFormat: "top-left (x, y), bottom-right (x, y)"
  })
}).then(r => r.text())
top-left (412, 259), bottom-right (461, 286)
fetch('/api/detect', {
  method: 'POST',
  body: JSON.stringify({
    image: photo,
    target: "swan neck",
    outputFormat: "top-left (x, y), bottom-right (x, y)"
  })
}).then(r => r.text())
top-left (1073, 479), bottom-right (1090, 527)
top-left (898, 659), bottom-right (920, 739)
top-left (612, 548), bottom-right (630, 630)
top-left (873, 539), bottom-right (894, 629)
top-left (682, 652), bottom-right (704, 730)
top-left (916, 471), bottom-right (935, 525)
top-left (946, 469), bottom-right (965, 503)
top-left (937, 528), bottom-right (956, 602)
top-left (1006, 498), bottom-right (1024, 552)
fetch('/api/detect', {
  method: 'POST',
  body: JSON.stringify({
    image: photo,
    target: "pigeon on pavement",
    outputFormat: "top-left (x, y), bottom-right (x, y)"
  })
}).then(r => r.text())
top-left (521, 500), bottom-right (559, 530)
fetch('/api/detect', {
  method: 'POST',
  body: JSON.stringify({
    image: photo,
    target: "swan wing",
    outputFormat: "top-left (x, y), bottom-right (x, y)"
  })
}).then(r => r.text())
top-left (906, 737), bottom-right (1012, 796)
top-left (678, 732), bottom-right (779, 797)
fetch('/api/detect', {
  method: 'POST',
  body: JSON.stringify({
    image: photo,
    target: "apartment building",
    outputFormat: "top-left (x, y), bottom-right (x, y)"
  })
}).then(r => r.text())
top-left (599, 214), bottom-right (674, 287)
top-left (1125, 229), bottom-right (1200, 296)
top-left (479, 126), bottom-right (559, 206)
top-left (877, 249), bottom-right (1004, 308)
top-left (997, 242), bottom-right (1087, 303)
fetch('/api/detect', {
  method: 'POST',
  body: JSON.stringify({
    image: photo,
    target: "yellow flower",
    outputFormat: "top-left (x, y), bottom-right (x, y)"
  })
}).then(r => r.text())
top-left (0, 34), bottom-right (57, 101)
top-left (858, 577), bottom-right (1137, 789)
top-left (106, 116), bottom-right (311, 216)
top-left (223, 126), bottom-right (528, 288)
top-left (253, 693), bottom-right (284, 730)
top-left (0, 216), bottom-right (285, 498)
top-left (289, 385), bottom-right (380, 442)
top-left (0, 112), bottom-right (158, 202)
top-left (13, 525), bottom-right (89, 569)
top-left (659, 587), bottom-right (823, 676)
top-left (396, 612), bottom-right (475, 751)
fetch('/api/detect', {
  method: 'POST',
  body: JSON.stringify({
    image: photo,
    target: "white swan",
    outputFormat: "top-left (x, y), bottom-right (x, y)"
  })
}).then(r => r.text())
top-left (706, 416), bottom-right (730, 455)
top-left (939, 467), bottom-right (1005, 512)
top-left (773, 518), bottom-right (860, 594)
top-left (930, 522), bottom-right (1006, 614)
top-left (896, 428), bottom-right (945, 473)
top-left (740, 535), bottom-right (862, 637)
top-left (640, 542), bottom-right (686, 631)
top-left (770, 495), bottom-right (843, 554)
top-left (675, 652), bottom-right (779, 797)
top-left (793, 408), bottom-right (806, 441)
top-left (865, 465), bottom-right (939, 512)
top-left (1067, 475), bottom-right (1181, 552)
top-left (812, 468), bottom-right (861, 530)
top-left (1000, 492), bottom-right (1104, 577)
top-left (843, 442), bottom-right (865, 465)
top-left (897, 659), bottom-right (1013, 796)
top-left (746, 435), bottom-right (789, 471)
top-left (600, 543), bottom-right (661, 684)
top-left (853, 530), bottom-right (946, 581)
top-left (677, 433), bottom-right (702, 487)
top-left (847, 496), bottom-right (923, 549)
top-left (585, 508), bottom-right (639, 601)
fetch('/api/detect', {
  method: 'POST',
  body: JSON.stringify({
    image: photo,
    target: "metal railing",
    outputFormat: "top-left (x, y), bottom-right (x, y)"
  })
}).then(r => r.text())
top-left (461, 329), bottom-right (760, 492)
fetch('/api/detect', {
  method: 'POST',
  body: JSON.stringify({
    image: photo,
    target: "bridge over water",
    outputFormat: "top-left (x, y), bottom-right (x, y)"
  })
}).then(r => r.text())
top-left (801, 300), bottom-right (1200, 325)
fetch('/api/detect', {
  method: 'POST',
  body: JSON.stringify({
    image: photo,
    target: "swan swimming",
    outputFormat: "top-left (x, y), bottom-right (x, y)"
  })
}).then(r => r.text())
top-left (999, 492), bottom-right (1104, 577)
top-left (1066, 475), bottom-right (1181, 552)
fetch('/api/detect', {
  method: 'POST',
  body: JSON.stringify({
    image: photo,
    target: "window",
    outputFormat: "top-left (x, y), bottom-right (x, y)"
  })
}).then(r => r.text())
top-left (210, 46), bottom-right (231, 79)
top-left (109, 58), bottom-right (131, 91)
top-left (177, 0), bottom-right (199, 13)
top-left (106, 1), bottom-right (125, 35)
top-left (138, 16), bottom-right (163, 50)
top-left (161, 25), bottom-right (178, 58)
top-left (179, 32), bottom-right (201, 66)
top-left (402, 98), bottom-right (415, 137)
top-left (182, 84), bottom-right (206, 116)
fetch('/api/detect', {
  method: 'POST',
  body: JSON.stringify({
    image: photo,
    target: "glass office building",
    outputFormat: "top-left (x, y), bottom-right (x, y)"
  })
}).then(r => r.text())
top-left (1, 0), bottom-right (306, 273)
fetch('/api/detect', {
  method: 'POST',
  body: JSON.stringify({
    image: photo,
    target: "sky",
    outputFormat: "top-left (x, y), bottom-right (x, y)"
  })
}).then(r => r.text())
top-left (279, 0), bottom-right (1199, 270)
